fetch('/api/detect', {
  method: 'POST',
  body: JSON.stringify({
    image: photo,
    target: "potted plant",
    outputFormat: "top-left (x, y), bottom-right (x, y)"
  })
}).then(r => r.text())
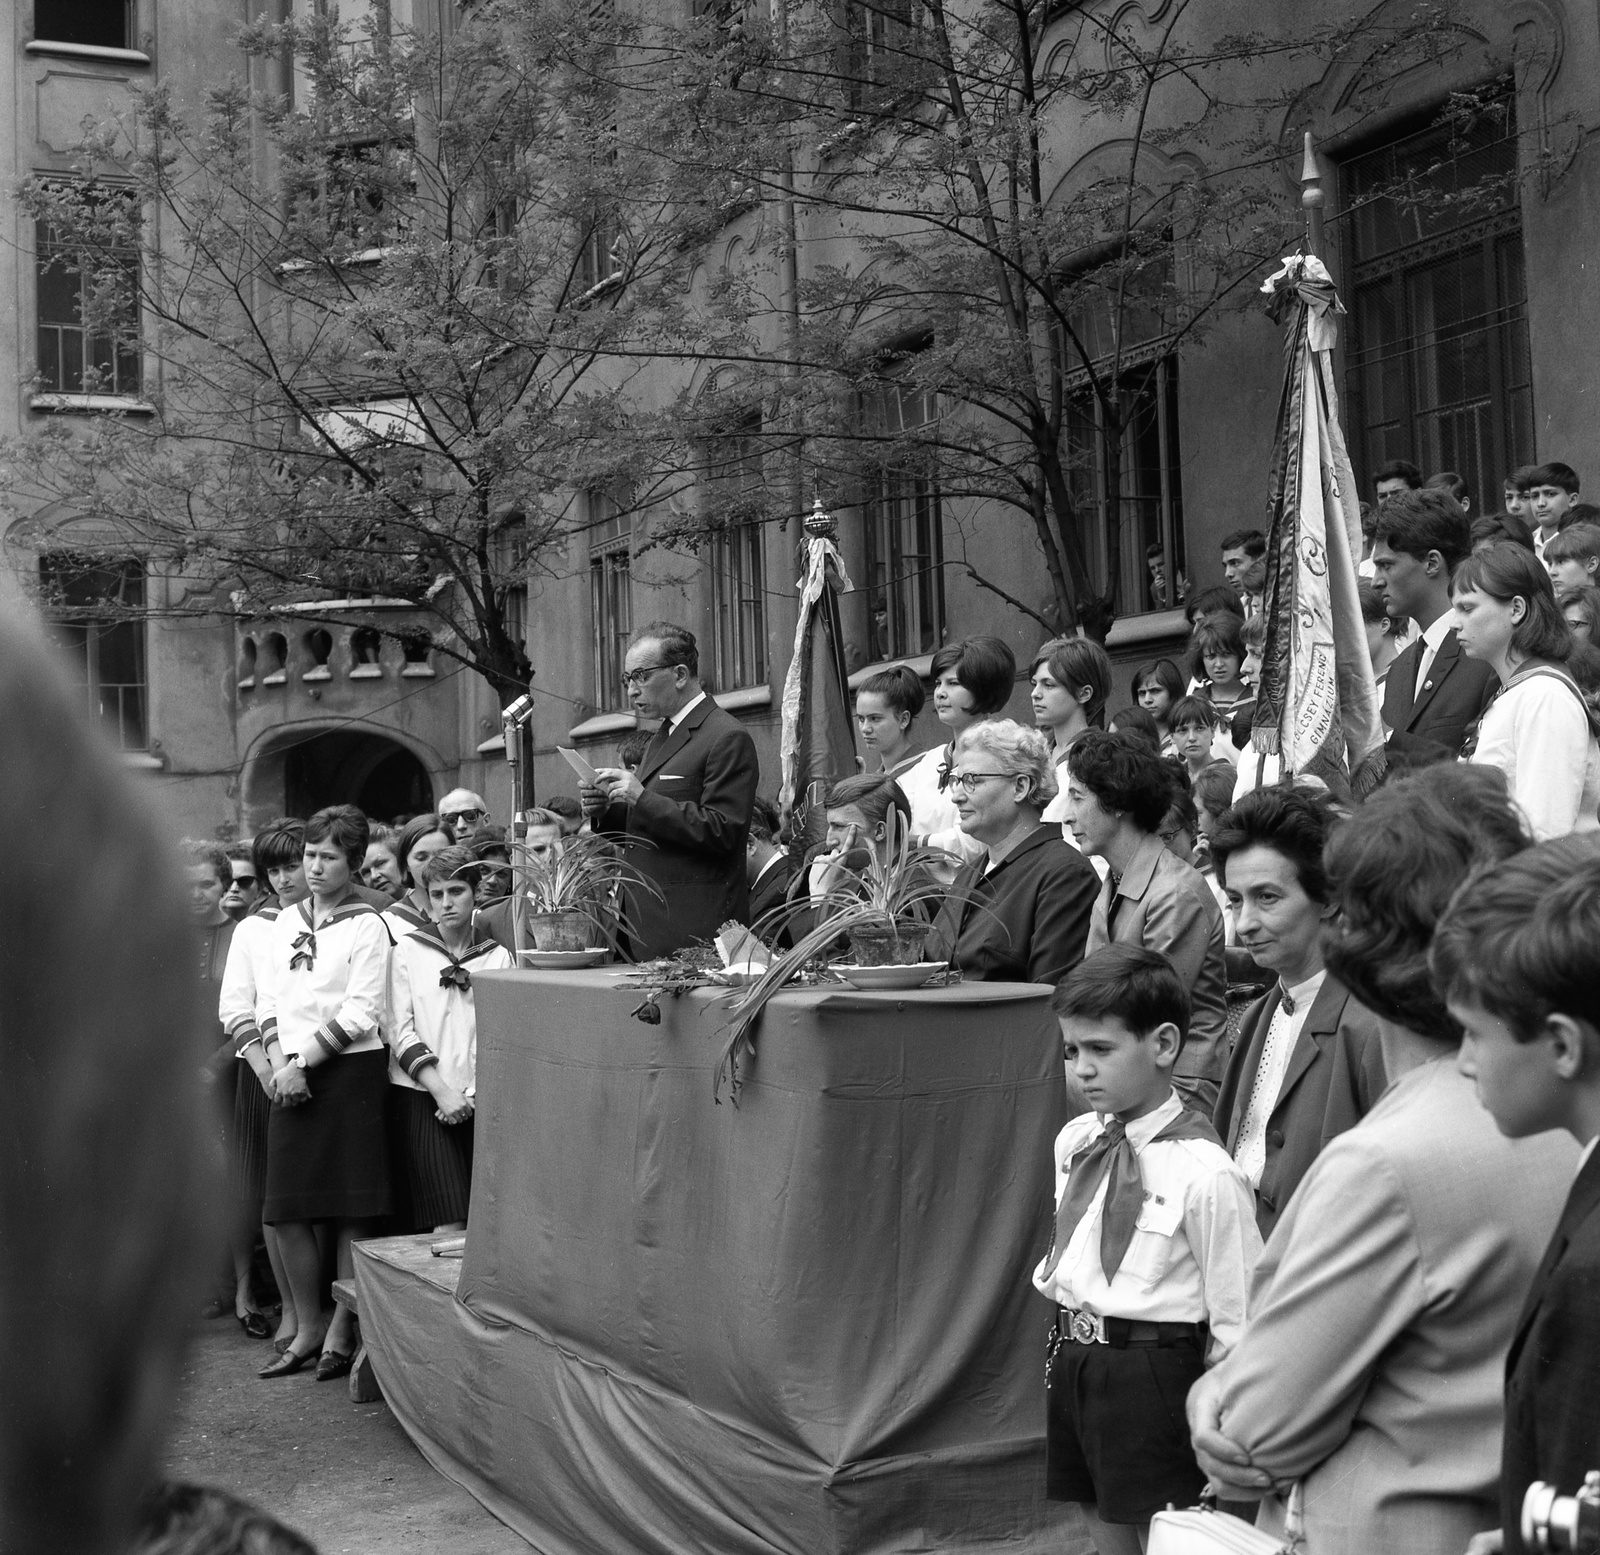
top-left (719, 811), bottom-right (975, 1097)
top-left (513, 832), bottom-right (659, 957)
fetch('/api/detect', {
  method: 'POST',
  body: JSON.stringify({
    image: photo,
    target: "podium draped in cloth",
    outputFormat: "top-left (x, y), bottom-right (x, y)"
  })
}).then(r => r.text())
top-left (353, 970), bottom-right (1079, 1554)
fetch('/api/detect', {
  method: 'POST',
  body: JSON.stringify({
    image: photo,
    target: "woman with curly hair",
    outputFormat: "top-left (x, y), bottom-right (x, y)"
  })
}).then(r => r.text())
top-left (1061, 731), bottom-right (1228, 1111)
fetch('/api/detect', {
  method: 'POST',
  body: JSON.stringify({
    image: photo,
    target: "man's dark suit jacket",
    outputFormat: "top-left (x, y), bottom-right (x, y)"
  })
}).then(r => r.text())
top-left (929, 824), bottom-right (1098, 986)
top-left (1381, 626), bottom-right (1499, 763)
top-left (595, 696), bottom-right (759, 959)
top-left (746, 853), bottom-right (798, 935)
top-left (1502, 1144), bottom-right (1600, 1555)
top-left (1213, 974), bottom-right (1386, 1238)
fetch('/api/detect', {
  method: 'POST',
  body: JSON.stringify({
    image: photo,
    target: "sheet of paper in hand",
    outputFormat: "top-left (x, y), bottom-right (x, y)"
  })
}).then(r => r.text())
top-left (558, 746), bottom-right (601, 786)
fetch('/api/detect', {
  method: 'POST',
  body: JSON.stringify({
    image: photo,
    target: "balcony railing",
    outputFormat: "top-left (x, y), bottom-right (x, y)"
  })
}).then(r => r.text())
top-left (237, 604), bottom-right (436, 692)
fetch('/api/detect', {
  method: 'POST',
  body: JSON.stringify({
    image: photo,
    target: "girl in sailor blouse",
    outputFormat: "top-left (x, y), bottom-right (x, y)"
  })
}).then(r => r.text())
top-left (388, 844), bottom-right (513, 1232)
top-left (255, 805), bottom-right (393, 1381)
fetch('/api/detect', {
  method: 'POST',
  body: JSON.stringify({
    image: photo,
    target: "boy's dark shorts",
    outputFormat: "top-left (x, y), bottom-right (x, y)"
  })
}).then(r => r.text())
top-left (1045, 1322), bottom-right (1208, 1524)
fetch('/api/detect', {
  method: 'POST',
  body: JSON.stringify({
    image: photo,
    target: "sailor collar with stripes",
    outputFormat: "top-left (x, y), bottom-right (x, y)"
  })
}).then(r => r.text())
top-left (405, 923), bottom-right (506, 988)
top-left (287, 895), bottom-right (385, 970)
top-left (384, 897), bottom-right (433, 933)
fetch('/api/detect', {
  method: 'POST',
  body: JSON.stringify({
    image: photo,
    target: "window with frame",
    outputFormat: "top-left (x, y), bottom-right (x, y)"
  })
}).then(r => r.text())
top-left (493, 511), bottom-right (528, 654)
top-left (288, 138), bottom-right (414, 254)
top-left (34, 0), bottom-right (131, 49)
top-left (838, 0), bottom-right (920, 111)
top-left (1341, 85), bottom-right (1531, 510)
top-left (707, 421), bottom-right (767, 690)
top-left (578, 211), bottom-right (621, 293)
top-left (1061, 254), bottom-right (1186, 616)
top-left (858, 379), bottom-right (946, 663)
top-left (39, 553), bottom-right (147, 750)
top-left (36, 190), bottom-right (142, 398)
top-left (588, 492), bottom-right (632, 710)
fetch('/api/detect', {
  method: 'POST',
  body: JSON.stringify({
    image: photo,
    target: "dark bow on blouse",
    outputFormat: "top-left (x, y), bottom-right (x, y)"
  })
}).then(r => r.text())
top-left (439, 963), bottom-right (472, 992)
top-left (289, 931), bottom-right (316, 971)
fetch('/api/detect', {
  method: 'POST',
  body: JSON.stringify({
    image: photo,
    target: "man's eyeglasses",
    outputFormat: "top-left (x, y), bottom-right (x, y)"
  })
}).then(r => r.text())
top-left (228, 876), bottom-right (258, 890)
top-left (621, 661), bottom-right (677, 689)
top-left (441, 808), bottom-right (487, 826)
top-left (943, 770), bottom-right (1018, 796)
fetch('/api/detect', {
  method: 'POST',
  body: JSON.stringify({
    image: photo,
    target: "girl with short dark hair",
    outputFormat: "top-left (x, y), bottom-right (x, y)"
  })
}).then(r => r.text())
top-left (897, 636), bottom-right (1018, 861)
top-left (255, 805), bottom-right (393, 1380)
top-left (386, 813), bottom-right (452, 935)
top-left (1131, 659), bottom-right (1185, 752)
top-left (388, 844), bottom-right (513, 1232)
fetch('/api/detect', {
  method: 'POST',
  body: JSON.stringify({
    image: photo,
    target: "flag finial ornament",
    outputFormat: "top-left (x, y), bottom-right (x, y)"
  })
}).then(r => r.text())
top-left (804, 495), bottom-right (838, 541)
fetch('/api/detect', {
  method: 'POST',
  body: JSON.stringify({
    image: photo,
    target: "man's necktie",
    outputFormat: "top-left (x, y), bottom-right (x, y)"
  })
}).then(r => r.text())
top-left (289, 931), bottom-right (316, 971)
top-left (1045, 1110), bottom-right (1221, 1282)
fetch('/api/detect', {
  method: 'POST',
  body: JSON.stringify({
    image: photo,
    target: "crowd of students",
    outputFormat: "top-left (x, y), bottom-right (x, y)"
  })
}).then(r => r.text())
top-left (186, 804), bottom-right (517, 1380)
top-left (181, 492), bottom-right (1600, 1550)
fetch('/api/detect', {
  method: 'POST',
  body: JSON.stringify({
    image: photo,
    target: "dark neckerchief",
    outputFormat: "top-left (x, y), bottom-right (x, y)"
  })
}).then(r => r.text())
top-left (407, 924), bottom-right (503, 991)
top-left (1046, 1106), bottom-right (1221, 1282)
top-left (289, 894), bottom-right (380, 971)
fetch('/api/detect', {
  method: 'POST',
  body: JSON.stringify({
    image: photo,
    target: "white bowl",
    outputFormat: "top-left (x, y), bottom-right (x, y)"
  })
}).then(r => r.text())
top-left (827, 961), bottom-right (948, 991)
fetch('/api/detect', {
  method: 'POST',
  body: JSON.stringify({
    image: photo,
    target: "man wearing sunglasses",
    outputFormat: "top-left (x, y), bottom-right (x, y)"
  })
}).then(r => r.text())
top-left (581, 621), bottom-right (760, 958)
top-left (437, 790), bottom-right (492, 842)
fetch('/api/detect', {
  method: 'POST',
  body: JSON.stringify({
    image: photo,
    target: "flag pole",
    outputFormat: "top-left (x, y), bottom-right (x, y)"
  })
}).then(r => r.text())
top-left (1301, 131), bottom-right (1326, 263)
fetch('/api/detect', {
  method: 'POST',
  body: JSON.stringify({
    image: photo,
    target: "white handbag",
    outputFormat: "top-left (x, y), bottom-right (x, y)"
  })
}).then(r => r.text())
top-left (1147, 1486), bottom-right (1303, 1555)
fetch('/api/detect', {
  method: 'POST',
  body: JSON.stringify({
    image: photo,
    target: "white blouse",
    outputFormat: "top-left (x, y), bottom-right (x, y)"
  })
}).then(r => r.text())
top-left (1471, 671), bottom-right (1600, 841)
top-left (256, 899), bottom-right (391, 1061)
top-left (388, 930), bottom-right (513, 1095)
top-left (218, 907), bottom-right (280, 1056)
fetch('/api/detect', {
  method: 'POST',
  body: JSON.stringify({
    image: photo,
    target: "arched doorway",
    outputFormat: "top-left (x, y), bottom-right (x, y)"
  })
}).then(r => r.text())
top-left (242, 727), bottom-right (437, 830)
top-left (284, 732), bottom-right (433, 822)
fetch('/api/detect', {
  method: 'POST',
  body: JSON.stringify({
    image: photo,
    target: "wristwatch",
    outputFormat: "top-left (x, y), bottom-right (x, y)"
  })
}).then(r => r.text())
top-left (288, 1053), bottom-right (308, 1070)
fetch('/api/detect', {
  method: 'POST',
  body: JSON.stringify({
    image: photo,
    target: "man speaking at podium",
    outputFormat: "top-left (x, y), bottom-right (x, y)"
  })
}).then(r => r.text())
top-left (582, 622), bottom-right (760, 959)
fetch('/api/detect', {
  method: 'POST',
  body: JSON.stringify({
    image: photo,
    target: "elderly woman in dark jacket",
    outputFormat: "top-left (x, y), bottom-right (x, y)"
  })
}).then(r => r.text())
top-left (929, 720), bottom-right (1100, 986)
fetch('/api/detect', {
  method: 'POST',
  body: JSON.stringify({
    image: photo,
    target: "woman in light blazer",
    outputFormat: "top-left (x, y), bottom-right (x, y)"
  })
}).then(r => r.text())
top-left (1186, 765), bottom-right (1578, 1555)
top-left (1060, 730), bottom-right (1228, 1112)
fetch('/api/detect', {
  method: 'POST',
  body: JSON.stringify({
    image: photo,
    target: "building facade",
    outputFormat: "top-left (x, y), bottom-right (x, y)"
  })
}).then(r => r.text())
top-left (3, 0), bottom-right (513, 838)
top-left (5, 0), bottom-right (1596, 835)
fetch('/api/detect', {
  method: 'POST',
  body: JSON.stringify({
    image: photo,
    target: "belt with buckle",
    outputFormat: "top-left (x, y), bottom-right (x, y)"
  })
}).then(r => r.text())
top-left (1057, 1306), bottom-right (1207, 1349)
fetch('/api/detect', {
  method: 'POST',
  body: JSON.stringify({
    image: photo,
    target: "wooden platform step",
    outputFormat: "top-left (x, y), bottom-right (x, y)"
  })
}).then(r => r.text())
top-left (329, 1278), bottom-right (380, 1403)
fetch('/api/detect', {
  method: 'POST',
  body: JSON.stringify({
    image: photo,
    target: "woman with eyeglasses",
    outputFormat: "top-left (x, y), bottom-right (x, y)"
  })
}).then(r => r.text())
top-left (896, 636), bottom-right (1017, 864)
top-left (1061, 731), bottom-right (1228, 1113)
top-left (383, 814), bottom-right (452, 937)
top-left (928, 720), bottom-right (1100, 986)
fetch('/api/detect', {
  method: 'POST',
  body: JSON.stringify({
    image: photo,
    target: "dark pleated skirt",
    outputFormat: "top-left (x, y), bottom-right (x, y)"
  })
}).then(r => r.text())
top-left (393, 1085), bottom-right (474, 1229)
top-left (232, 1063), bottom-right (272, 1211)
top-left (263, 1048), bottom-right (393, 1224)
